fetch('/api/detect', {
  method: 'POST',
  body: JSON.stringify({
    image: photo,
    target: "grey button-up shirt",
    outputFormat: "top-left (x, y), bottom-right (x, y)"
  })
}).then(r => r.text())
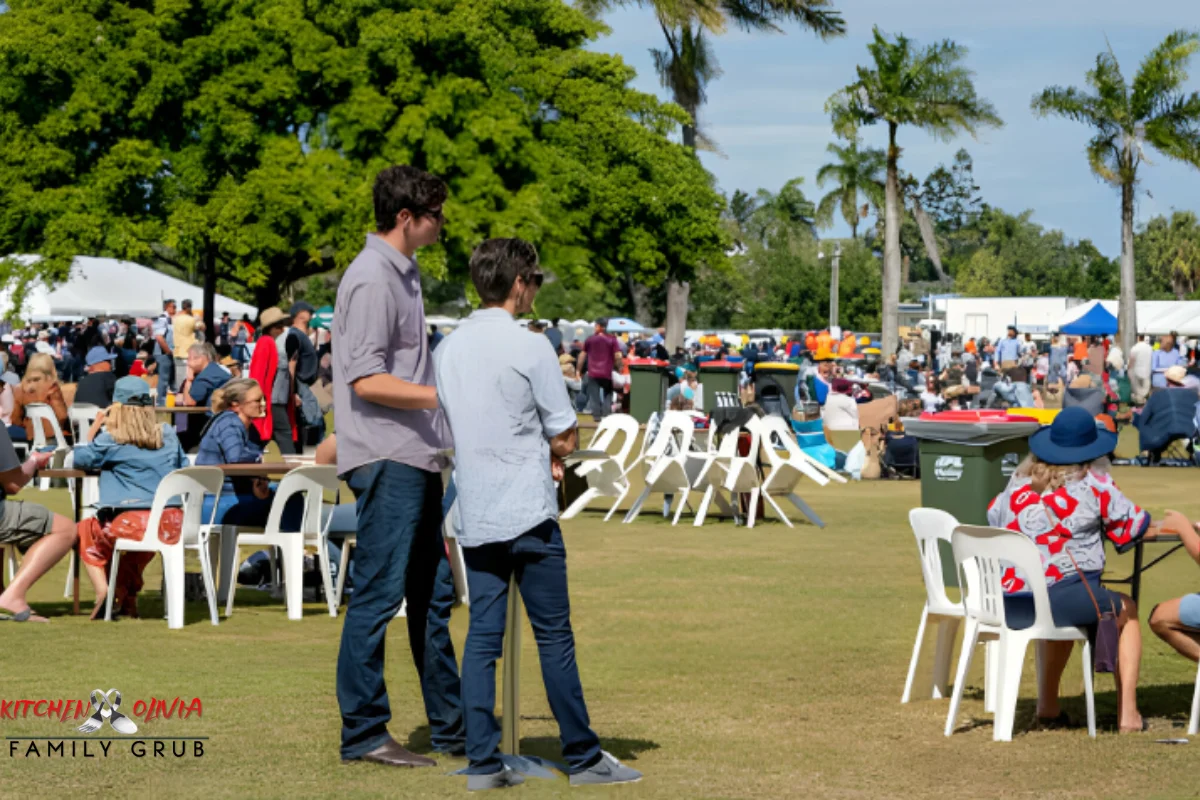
top-left (333, 235), bottom-right (450, 475)
top-left (434, 308), bottom-right (577, 547)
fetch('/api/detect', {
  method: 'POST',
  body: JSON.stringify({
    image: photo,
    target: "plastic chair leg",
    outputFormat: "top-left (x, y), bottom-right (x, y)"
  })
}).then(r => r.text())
top-left (693, 485), bottom-right (715, 528)
top-left (317, 534), bottom-right (337, 618)
top-left (786, 492), bottom-right (826, 529)
top-left (280, 539), bottom-right (304, 621)
top-left (762, 493), bottom-right (794, 528)
top-left (104, 551), bottom-right (121, 622)
top-left (162, 548), bottom-right (186, 630)
top-left (622, 488), bottom-right (651, 524)
top-left (901, 606), bottom-right (929, 704)
top-left (670, 488), bottom-right (690, 526)
top-left (561, 487), bottom-right (599, 520)
top-left (984, 640), bottom-right (999, 714)
top-left (197, 542), bottom-right (219, 626)
top-left (944, 619), bottom-right (979, 737)
top-left (746, 488), bottom-right (760, 529)
top-left (1080, 639), bottom-right (1096, 738)
top-left (335, 541), bottom-right (353, 607)
top-left (224, 542), bottom-right (240, 618)
top-left (994, 633), bottom-right (1030, 742)
top-left (604, 485), bottom-right (629, 522)
top-left (932, 617), bottom-right (961, 700)
top-left (1190, 659), bottom-right (1200, 736)
top-left (63, 550), bottom-right (73, 597)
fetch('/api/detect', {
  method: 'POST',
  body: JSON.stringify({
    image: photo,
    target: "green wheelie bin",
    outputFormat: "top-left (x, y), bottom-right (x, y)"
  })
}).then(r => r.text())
top-left (628, 358), bottom-right (670, 423)
top-left (754, 362), bottom-right (801, 412)
top-left (699, 360), bottom-right (741, 406)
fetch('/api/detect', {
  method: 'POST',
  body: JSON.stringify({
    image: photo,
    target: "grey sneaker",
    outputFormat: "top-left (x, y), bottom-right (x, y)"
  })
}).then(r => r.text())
top-left (569, 751), bottom-right (643, 787)
top-left (467, 766), bottom-right (526, 792)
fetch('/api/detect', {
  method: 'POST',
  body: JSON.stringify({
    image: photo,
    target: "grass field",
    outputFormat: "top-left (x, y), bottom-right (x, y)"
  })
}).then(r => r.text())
top-left (2, 458), bottom-right (1200, 798)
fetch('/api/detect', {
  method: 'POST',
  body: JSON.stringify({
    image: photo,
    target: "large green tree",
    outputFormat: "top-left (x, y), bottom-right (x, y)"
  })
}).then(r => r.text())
top-left (581, 0), bottom-right (844, 351)
top-left (1033, 30), bottom-right (1200, 354)
top-left (1136, 211), bottom-right (1200, 299)
top-left (815, 136), bottom-right (885, 240)
top-left (0, 0), bottom-right (725, 326)
top-left (827, 26), bottom-right (1001, 357)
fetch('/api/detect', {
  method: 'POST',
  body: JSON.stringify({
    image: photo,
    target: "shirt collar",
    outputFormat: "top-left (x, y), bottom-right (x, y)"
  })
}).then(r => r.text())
top-left (365, 234), bottom-right (417, 275)
top-left (470, 307), bottom-right (514, 322)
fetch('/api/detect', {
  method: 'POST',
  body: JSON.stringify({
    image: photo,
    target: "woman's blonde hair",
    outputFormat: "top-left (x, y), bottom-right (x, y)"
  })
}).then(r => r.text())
top-left (1014, 452), bottom-right (1110, 492)
top-left (106, 404), bottom-right (163, 450)
top-left (211, 378), bottom-right (261, 414)
top-left (24, 353), bottom-right (56, 382)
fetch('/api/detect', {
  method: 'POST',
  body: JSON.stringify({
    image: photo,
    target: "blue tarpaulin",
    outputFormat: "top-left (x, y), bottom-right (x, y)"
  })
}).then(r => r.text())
top-left (1060, 303), bottom-right (1118, 335)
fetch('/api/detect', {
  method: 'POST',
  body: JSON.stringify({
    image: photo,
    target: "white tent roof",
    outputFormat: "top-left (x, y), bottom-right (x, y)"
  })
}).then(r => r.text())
top-left (2, 255), bottom-right (258, 321)
top-left (1056, 299), bottom-right (1200, 337)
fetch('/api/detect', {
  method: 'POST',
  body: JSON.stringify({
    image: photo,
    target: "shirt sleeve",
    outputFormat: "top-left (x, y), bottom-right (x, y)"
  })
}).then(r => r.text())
top-left (526, 338), bottom-right (577, 439)
top-left (285, 330), bottom-right (300, 360)
top-left (73, 433), bottom-right (115, 472)
top-left (0, 425), bottom-right (21, 473)
top-left (339, 279), bottom-right (398, 385)
top-left (1090, 475), bottom-right (1150, 553)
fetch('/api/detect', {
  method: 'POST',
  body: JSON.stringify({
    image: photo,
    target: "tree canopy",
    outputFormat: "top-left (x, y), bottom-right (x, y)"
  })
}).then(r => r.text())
top-left (0, 0), bottom-right (725, 322)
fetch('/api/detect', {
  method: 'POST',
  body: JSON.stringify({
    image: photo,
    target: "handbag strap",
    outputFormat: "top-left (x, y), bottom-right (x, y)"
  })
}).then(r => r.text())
top-left (1039, 499), bottom-right (1112, 620)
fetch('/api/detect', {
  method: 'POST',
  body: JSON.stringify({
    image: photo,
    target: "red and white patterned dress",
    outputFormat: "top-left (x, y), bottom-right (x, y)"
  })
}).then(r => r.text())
top-left (987, 471), bottom-right (1150, 594)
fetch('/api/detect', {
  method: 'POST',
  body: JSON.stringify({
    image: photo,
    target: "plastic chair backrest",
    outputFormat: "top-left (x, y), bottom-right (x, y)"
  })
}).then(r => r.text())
top-left (68, 404), bottom-right (101, 443)
top-left (265, 465), bottom-right (340, 536)
top-left (644, 411), bottom-right (695, 459)
top-left (25, 403), bottom-right (67, 450)
top-left (908, 508), bottom-right (959, 611)
top-left (586, 414), bottom-right (639, 467)
top-left (145, 467), bottom-right (226, 546)
top-left (951, 525), bottom-right (1052, 631)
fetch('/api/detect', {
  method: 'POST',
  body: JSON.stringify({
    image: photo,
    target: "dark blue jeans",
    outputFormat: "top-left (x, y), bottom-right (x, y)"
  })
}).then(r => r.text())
top-left (154, 354), bottom-right (174, 406)
top-left (337, 460), bottom-right (463, 759)
top-left (461, 520), bottom-right (601, 775)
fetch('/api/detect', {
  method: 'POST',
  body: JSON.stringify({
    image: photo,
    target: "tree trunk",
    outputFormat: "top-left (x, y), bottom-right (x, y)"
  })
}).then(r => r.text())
top-left (881, 122), bottom-right (902, 358)
top-left (665, 280), bottom-right (689, 354)
top-left (850, 217), bottom-right (858, 241)
top-left (1118, 179), bottom-right (1137, 356)
top-left (202, 243), bottom-right (216, 344)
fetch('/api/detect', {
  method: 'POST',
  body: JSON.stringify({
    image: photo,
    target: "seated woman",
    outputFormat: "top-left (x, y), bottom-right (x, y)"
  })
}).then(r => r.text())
top-left (73, 377), bottom-right (189, 619)
top-left (195, 377), bottom-right (275, 527)
top-left (987, 406), bottom-right (1147, 732)
top-left (1148, 512), bottom-right (1200, 664)
top-left (821, 379), bottom-right (860, 431)
top-left (10, 353), bottom-right (69, 444)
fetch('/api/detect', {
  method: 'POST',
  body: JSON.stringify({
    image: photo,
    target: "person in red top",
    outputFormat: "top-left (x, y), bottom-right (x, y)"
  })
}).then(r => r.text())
top-left (577, 318), bottom-right (620, 421)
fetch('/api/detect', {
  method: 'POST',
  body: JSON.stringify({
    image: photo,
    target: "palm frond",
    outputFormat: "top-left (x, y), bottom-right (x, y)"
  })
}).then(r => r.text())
top-left (1143, 90), bottom-right (1200, 168)
top-left (720, 0), bottom-right (845, 38)
top-left (1131, 29), bottom-right (1200, 119)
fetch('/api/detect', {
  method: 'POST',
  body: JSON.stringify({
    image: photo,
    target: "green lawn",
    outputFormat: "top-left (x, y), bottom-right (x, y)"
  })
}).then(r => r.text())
top-left (2, 465), bottom-right (1199, 798)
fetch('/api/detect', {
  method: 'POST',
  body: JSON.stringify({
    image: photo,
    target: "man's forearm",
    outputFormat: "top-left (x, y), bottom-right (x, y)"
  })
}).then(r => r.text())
top-left (352, 373), bottom-right (438, 410)
top-left (549, 426), bottom-right (578, 458)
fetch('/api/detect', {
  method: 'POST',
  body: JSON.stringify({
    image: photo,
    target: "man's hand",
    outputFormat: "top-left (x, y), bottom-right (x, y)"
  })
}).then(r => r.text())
top-left (29, 450), bottom-right (54, 470)
top-left (551, 453), bottom-right (565, 482)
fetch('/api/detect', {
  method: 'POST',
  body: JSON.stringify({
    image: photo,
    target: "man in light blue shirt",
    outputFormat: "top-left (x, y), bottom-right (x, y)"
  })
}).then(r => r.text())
top-left (435, 238), bottom-right (641, 791)
top-left (1151, 332), bottom-right (1184, 389)
top-left (996, 326), bottom-right (1021, 368)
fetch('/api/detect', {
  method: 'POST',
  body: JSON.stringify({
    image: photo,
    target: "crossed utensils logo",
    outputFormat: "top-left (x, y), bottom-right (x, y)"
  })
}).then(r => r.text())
top-left (76, 689), bottom-right (139, 735)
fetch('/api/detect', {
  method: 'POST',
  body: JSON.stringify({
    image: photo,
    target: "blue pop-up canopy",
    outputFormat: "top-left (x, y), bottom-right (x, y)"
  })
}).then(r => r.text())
top-left (1060, 302), bottom-right (1118, 335)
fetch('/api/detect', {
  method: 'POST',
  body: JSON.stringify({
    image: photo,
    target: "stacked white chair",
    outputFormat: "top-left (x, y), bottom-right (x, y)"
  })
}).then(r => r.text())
top-left (903, 509), bottom-right (997, 709)
top-left (105, 467), bottom-right (225, 629)
top-left (621, 411), bottom-right (703, 525)
top-left (221, 465), bottom-right (341, 620)
top-left (750, 415), bottom-right (844, 529)
top-left (693, 421), bottom-right (763, 527)
top-left (24, 403), bottom-right (68, 490)
top-left (945, 525), bottom-right (1096, 741)
top-left (561, 413), bottom-right (640, 521)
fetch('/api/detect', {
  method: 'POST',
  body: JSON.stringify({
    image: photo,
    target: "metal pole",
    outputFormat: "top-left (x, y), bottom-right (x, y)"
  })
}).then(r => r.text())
top-left (829, 243), bottom-right (841, 329)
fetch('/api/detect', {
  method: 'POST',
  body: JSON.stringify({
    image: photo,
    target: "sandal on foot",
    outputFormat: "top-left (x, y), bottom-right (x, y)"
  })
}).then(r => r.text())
top-left (0, 608), bottom-right (48, 623)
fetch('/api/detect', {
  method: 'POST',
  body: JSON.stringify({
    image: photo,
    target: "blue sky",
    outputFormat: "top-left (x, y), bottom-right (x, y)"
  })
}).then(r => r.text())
top-left (588, 1), bottom-right (1200, 256)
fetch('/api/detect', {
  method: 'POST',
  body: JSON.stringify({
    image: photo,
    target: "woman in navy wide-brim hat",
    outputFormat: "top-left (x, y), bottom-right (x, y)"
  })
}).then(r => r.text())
top-left (987, 407), bottom-right (1149, 732)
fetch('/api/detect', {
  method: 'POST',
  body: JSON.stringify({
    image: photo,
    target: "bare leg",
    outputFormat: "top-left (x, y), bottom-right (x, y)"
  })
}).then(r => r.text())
top-left (1036, 640), bottom-right (1074, 719)
top-left (85, 563), bottom-right (109, 619)
top-left (1150, 599), bottom-right (1200, 661)
top-left (1113, 594), bottom-right (1143, 732)
top-left (0, 513), bottom-right (75, 621)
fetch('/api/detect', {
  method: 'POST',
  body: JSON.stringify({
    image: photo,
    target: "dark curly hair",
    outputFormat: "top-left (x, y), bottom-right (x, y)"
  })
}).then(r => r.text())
top-left (373, 165), bottom-right (448, 232)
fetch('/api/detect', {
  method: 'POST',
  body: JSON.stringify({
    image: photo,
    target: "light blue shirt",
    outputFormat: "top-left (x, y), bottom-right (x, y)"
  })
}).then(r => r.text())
top-left (996, 336), bottom-right (1021, 364)
top-left (73, 425), bottom-right (188, 510)
top-left (434, 308), bottom-right (577, 547)
top-left (1151, 347), bottom-right (1184, 388)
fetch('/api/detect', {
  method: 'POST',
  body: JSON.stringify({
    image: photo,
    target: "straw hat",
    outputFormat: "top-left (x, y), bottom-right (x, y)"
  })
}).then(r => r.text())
top-left (1165, 365), bottom-right (1188, 385)
top-left (259, 306), bottom-right (292, 330)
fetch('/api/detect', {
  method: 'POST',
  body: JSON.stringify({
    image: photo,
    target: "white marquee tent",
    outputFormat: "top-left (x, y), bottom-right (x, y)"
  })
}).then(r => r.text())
top-left (1056, 299), bottom-right (1200, 337)
top-left (2, 255), bottom-right (259, 321)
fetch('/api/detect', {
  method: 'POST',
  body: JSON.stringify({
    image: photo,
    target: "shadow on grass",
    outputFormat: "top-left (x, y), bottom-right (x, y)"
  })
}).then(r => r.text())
top-left (950, 681), bottom-right (1199, 737)
top-left (36, 583), bottom-right (337, 625)
top-left (403, 723), bottom-right (660, 763)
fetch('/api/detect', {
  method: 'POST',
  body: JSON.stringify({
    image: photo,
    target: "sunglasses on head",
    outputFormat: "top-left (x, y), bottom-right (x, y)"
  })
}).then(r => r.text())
top-left (522, 271), bottom-right (544, 288)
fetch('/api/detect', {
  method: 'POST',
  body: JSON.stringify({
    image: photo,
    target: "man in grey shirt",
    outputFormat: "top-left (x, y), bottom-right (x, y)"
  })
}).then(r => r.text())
top-left (435, 238), bottom-right (642, 791)
top-left (332, 165), bottom-right (464, 768)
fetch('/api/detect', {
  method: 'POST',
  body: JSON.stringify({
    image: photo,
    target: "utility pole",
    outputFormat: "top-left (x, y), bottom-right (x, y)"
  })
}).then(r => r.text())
top-left (820, 242), bottom-right (842, 328)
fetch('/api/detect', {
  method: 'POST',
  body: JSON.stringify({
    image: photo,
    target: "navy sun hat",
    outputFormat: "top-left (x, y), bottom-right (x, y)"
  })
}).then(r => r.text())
top-left (113, 376), bottom-right (153, 406)
top-left (1029, 406), bottom-right (1117, 465)
top-left (85, 346), bottom-right (118, 367)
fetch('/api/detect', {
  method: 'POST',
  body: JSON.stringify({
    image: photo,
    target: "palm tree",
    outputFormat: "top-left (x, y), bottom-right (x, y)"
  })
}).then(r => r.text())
top-left (827, 26), bottom-right (1000, 357)
top-left (581, 0), bottom-right (845, 350)
top-left (1032, 30), bottom-right (1200, 355)
top-left (815, 137), bottom-right (886, 240)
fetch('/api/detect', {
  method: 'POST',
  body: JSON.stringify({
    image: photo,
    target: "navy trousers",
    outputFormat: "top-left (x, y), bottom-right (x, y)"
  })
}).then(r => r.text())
top-left (461, 520), bottom-right (601, 775)
top-left (336, 460), bottom-right (464, 759)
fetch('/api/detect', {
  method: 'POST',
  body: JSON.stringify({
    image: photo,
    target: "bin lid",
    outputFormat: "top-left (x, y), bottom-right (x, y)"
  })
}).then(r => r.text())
top-left (905, 415), bottom-right (1040, 445)
top-left (628, 358), bottom-right (669, 370)
top-left (699, 360), bottom-right (741, 372)
top-left (754, 362), bottom-right (800, 373)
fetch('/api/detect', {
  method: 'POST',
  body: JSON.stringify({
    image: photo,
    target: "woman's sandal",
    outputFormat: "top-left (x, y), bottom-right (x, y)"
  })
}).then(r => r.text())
top-left (0, 608), bottom-right (48, 623)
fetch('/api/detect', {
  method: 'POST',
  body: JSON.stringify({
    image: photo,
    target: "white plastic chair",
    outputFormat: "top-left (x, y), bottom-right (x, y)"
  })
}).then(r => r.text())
top-left (1190, 660), bottom-right (1200, 736)
top-left (221, 465), bottom-right (340, 620)
top-left (105, 467), bottom-right (225, 629)
top-left (750, 415), bottom-right (844, 529)
top-left (693, 422), bottom-right (763, 527)
top-left (945, 525), bottom-right (1096, 741)
top-left (562, 413), bottom-right (640, 522)
top-left (903, 509), bottom-right (997, 710)
top-left (24, 403), bottom-right (68, 490)
top-left (68, 404), bottom-right (101, 443)
top-left (622, 411), bottom-right (702, 525)
top-left (2, 545), bottom-right (17, 582)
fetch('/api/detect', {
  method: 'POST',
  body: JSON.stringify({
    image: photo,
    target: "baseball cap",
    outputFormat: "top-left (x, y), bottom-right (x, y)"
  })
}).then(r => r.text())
top-left (289, 301), bottom-right (316, 317)
top-left (85, 346), bottom-right (118, 367)
top-left (113, 376), bottom-right (153, 406)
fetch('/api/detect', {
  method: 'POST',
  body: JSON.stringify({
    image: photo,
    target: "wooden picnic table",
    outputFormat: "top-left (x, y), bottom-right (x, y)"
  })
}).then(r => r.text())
top-left (156, 406), bottom-right (213, 415)
top-left (217, 461), bottom-right (308, 478)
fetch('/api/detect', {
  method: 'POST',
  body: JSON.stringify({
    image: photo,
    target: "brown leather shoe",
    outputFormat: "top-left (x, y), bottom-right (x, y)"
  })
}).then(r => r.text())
top-left (342, 736), bottom-right (437, 768)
